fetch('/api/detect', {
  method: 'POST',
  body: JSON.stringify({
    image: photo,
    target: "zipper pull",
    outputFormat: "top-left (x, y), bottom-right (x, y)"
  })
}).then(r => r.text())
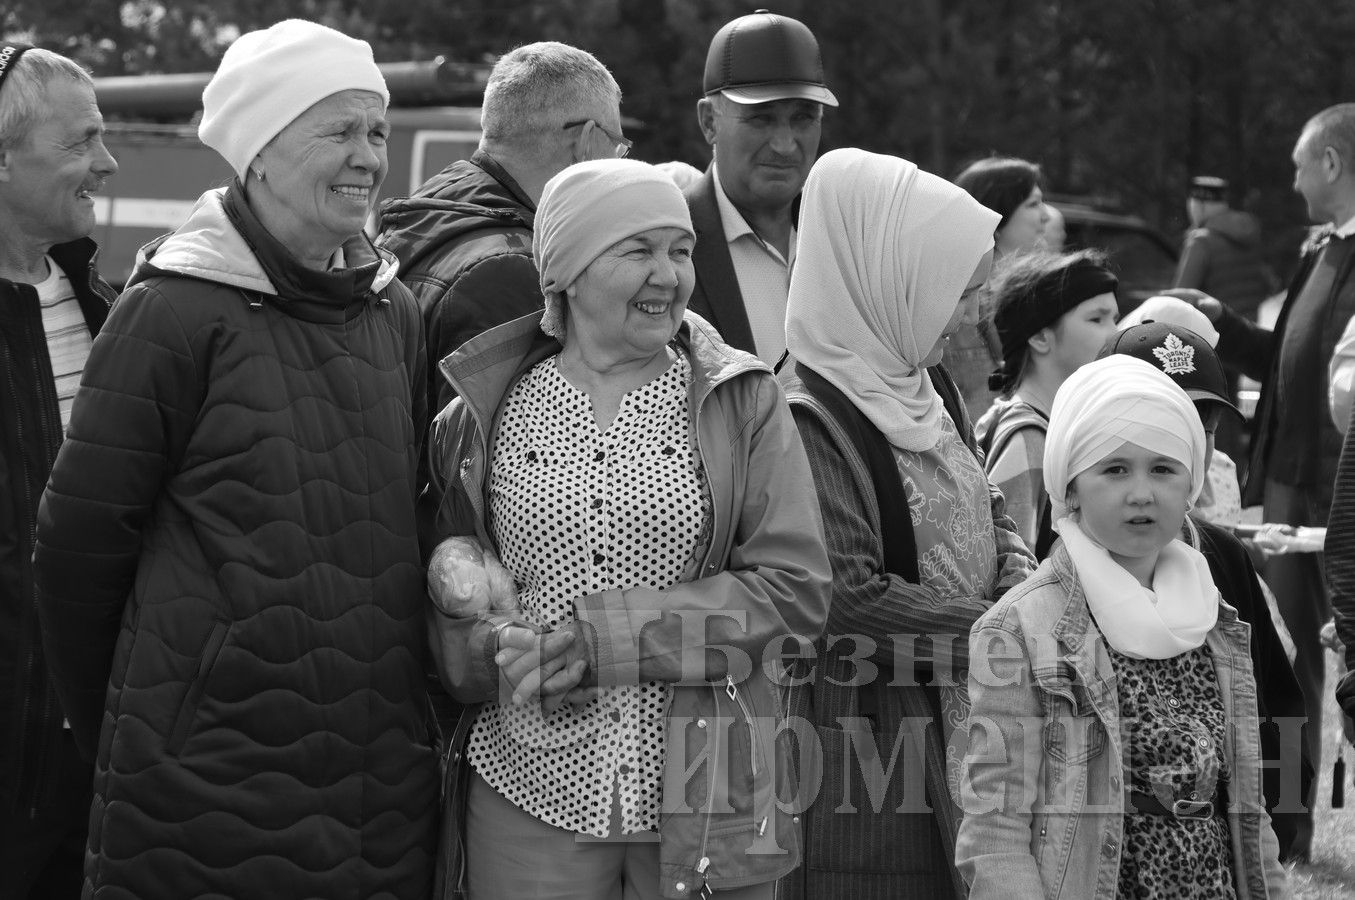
top-left (697, 857), bottom-right (709, 874)
top-left (725, 674), bottom-right (737, 701)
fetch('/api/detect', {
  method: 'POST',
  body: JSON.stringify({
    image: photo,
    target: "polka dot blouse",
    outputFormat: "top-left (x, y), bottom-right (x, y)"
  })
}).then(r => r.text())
top-left (467, 348), bottom-right (712, 838)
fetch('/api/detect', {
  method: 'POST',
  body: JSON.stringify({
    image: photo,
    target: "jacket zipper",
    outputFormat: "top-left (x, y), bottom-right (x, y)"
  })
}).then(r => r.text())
top-left (695, 682), bottom-right (724, 893)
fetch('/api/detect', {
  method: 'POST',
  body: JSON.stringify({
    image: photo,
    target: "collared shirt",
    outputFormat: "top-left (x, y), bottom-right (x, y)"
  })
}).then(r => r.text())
top-left (712, 169), bottom-right (795, 367)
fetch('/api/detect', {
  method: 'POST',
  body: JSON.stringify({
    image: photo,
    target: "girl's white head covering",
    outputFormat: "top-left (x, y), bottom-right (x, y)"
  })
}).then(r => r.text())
top-left (1044, 354), bottom-right (1207, 523)
top-left (785, 148), bottom-right (999, 452)
top-left (1044, 354), bottom-right (1217, 660)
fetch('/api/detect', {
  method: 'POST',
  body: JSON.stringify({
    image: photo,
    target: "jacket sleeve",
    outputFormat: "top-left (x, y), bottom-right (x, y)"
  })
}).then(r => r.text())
top-left (1173, 229), bottom-right (1211, 289)
top-left (954, 621), bottom-right (1047, 899)
top-left (33, 282), bottom-right (202, 759)
top-left (573, 375), bottom-right (832, 688)
top-left (1329, 312), bottom-right (1355, 433)
top-left (1214, 305), bottom-right (1275, 382)
top-left (788, 407), bottom-right (994, 671)
top-left (426, 254), bottom-right (543, 413)
top-left (418, 402), bottom-right (530, 705)
top-left (1327, 425), bottom-right (1355, 721)
top-left (988, 479), bottom-right (1037, 600)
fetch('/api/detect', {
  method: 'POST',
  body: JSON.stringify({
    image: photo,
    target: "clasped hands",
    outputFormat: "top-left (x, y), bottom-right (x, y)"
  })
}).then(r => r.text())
top-left (495, 619), bottom-right (598, 715)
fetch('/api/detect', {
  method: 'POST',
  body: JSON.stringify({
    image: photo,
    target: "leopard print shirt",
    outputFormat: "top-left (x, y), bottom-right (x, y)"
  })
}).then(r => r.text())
top-left (1109, 644), bottom-right (1237, 899)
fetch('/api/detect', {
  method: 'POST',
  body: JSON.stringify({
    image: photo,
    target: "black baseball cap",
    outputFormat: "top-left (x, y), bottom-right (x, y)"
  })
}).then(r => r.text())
top-left (1098, 321), bottom-right (1242, 418)
top-left (703, 10), bottom-right (838, 107)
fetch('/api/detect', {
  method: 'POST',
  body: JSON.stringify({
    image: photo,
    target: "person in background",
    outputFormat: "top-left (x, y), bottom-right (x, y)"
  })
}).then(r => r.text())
top-left (976, 250), bottom-right (1120, 558)
top-left (1173, 175), bottom-right (1278, 323)
top-left (32, 21), bottom-right (438, 897)
top-left (957, 355), bottom-right (1288, 900)
top-left (779, 148), bottom-right (1035, 899)
top-left (949, 156), bottom-right (1050, 420)
top-left (423, 158), bottom-right (830, 900)
top-left (1195, 103), bottom-right (1355, 862)
top-left (1041, 202), bottom-right (1066, 252)
top-left (0, 43), bottom-right (118, 899)
top-left (687, 9), bottom-right (837, 367)
top-left (377, 42), bottom-right (625, 414)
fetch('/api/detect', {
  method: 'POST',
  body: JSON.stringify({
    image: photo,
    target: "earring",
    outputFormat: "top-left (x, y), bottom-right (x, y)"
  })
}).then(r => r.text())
top-left (250, 166), bottom-right (266, 182)
top-left (1185, 498), bottom-right (1195, 512)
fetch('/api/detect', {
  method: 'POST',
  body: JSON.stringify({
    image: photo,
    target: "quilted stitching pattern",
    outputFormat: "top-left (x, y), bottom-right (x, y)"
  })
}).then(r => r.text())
top-left (37, 273), bottom-right (436, 898)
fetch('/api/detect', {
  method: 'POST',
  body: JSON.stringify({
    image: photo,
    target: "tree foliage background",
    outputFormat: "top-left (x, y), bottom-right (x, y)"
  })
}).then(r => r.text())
top-left (5, 0), bottom-right (1355, 274)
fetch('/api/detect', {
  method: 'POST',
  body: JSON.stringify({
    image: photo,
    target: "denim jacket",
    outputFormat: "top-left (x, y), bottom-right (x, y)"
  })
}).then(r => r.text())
top-left (955, 544), bottom-right (1289, 900)
top-left (423, 311), bottom-right (832, 898)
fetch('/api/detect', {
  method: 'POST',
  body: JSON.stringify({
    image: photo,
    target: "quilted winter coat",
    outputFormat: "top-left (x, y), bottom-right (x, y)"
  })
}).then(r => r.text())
top-left (33, 184), bottom-right (439, 899)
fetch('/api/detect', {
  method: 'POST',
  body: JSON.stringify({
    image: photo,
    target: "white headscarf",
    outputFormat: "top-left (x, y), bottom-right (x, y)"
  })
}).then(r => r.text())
top-left (785, 149), bottom-right (1000, 451)
top-left (1044, 355), bottom-right (1217, 659)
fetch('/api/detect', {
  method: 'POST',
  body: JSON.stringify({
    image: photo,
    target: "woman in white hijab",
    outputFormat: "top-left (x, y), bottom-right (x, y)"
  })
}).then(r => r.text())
top-left (779, 148), bottom-right (1036, 900)
top-left (955, 355), bottom-right (1288, 900)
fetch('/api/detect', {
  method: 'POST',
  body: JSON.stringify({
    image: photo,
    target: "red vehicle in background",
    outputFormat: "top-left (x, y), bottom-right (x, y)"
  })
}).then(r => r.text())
top-left (91, 58), bottom-right (489, 287)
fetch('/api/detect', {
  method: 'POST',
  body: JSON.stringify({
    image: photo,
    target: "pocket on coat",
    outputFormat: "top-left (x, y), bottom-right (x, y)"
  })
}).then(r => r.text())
top-left (166, 620), bottom-right (229, 755)
top-left (1040, 715), bottom-right (1106, 766)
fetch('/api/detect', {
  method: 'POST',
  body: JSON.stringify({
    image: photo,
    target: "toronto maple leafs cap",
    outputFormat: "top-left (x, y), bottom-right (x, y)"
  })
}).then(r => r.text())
top-left (1098, 321), bottom-right (1242, 418)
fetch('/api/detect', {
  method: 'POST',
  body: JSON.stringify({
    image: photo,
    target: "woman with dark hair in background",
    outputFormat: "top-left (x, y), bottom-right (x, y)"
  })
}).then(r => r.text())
top-left (947, 156), bottom-right (1050, 420)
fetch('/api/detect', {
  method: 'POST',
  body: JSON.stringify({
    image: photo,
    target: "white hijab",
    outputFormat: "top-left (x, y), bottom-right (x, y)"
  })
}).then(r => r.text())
top-left (785, 149), bottom-right (1000, 452)
top-left (1044, 355), bottom-right (1218, 659)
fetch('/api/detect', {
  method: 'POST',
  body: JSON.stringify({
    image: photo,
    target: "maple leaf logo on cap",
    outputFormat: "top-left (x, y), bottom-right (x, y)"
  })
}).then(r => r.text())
top-left (1152, 333), bottom-right (1196, 375)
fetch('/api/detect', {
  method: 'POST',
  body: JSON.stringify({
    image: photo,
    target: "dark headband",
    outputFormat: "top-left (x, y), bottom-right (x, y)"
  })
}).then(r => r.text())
top-left (987, 258), bottom-right (1119, 391)
top-left (0, 43), bottom-right (34, 97)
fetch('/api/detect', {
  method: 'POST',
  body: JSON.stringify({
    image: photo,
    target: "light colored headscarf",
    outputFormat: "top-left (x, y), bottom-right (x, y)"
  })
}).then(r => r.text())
top-left (533, 159), bottom-right (694, 340)
top-left (785, 148), bottom-right (1000, 452)
top-left (1118, 295), bottom-right (1221, 347)
top-left (1045, 355), bottom-right (1217, 659)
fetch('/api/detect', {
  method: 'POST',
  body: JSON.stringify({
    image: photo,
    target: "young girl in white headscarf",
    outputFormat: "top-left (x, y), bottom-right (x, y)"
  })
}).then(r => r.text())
top-left (779, 148), bottom-right (1036, 900)
top-left (955, 355), bottom-right (1289, 900)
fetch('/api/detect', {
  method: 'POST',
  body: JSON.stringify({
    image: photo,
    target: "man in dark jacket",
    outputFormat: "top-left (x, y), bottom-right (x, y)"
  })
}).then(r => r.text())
top-left (376, 41), bottom-right (623, 416)
top-left (686, 11), bottom-right (836, 366)
top-left (1206, 103), bottom-right (1355, 861)
top-left (0, 44), bottom-right (118, 898)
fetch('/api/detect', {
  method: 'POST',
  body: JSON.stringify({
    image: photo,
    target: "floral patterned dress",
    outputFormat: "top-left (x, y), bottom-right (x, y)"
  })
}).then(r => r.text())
top-left (892, 409), bottom-right (999, 794)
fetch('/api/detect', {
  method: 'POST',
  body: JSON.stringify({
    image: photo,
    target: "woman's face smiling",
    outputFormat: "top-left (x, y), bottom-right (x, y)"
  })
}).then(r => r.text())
top-left (564, 226), bottom-right (695, 363)
top-left (248, 89), bottom-right (389, 266)
top-left (1069, 441), bottom-right (1193, 586)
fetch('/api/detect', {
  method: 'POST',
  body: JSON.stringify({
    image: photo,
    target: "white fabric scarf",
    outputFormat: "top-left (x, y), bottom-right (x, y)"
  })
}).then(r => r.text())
top-left (1057, 517), bottom-right (1218, 659)
top-left (785, 148), bottom-right (999, 452)
top-left (1044, 355), bottom-right (1216, 659)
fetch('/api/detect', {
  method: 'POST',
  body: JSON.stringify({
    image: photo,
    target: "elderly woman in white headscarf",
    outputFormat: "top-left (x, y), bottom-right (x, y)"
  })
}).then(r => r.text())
top-left (423, 158), bottom-right (830, 900)
top-left (956, 355), bottom-right (1288, 900)
top-left (777, 148), bottom-right (1036, 900)
top-left (32, 19), bottom-right (438, 899)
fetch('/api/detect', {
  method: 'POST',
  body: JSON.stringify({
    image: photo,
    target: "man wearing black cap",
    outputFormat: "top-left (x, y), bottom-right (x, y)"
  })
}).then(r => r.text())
top-left (1172, 175), bottom-right (1277, 322)
top-left (0, 43), bottom-right (118, 897)
top-left (687, 9), bottom-right (836, 367)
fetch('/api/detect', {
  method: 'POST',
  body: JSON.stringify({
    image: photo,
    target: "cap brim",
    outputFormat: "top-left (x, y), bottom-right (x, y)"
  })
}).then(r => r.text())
top-left (720, 83), bottom-right (838, 107)
top-left (1184, 388), bottom-right (1244, 419)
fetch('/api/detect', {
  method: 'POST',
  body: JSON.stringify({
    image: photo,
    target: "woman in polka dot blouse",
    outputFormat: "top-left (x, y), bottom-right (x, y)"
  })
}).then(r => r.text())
top-left (423, 159), bottom-right (832, 900)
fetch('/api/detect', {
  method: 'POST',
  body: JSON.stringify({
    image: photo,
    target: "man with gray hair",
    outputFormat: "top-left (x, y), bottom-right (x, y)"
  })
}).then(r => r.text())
top-left (377, 41), bottom-right (626, 414)
top-left (1202, 102), bottom-right (1355, 862)
top-left (0, 42), bottom-right (118, 896)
